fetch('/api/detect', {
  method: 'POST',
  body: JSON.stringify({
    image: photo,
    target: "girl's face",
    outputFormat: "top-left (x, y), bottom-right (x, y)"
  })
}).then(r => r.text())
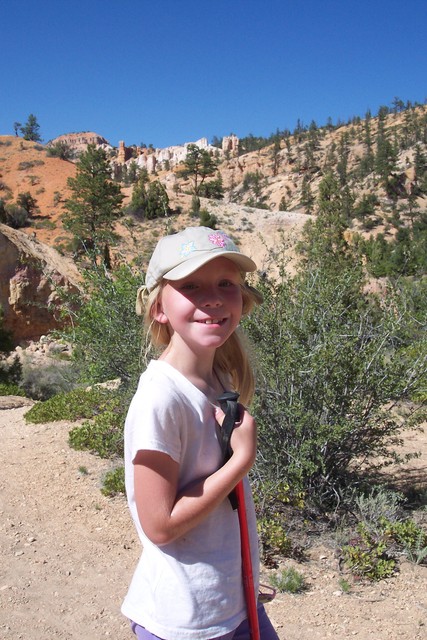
top-left (154, 257), bottom-right (243, 353)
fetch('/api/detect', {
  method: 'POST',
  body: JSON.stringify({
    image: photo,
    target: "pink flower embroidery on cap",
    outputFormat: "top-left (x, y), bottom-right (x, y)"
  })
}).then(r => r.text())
top-left (180, 241), bottom-right (197, 257)
top-left (208, 232), bottom-right (230, 248)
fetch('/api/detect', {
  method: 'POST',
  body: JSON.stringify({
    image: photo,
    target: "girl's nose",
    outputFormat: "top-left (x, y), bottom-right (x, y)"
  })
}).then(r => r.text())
top-left (200, 287), bottom-right (222, 307)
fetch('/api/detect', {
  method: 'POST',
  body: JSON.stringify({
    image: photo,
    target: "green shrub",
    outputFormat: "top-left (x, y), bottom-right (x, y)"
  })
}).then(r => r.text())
top-left (258, 517), bottom-right (293, 560)
top-left (0, 383), bottom-right (26, 397)
top-left (101, 466), bottom-right (125, 496)
top-left (21, 360), bottom-right (79, 401)
top-left (341, 515), bottom-right (427, 580)
top-left (58, 264), bottom-right (143, 388)
top-left (269, 567), bottom-right (307, 593)
top-left (244, 264), bottom-right (427, 512)
top-left (353, 486), bottom-right (403, 531)
top-left (16, 191), bottom-right (37, 215)
top-left (68, 404), bottom-right (124, 458)
top-left (17, 160), bottom-right (44, 170)
top-left (191, 195), bottom-right (201, 215)
top-left (383, 518), bottom-right (427, 564)
top-left (34, 219), bottom-right (56, 230)
top-left (199, 208), bottom-right (217, 229)
top-left (4, 203), bottom-right (29, 228)
top-left (25, 387), bottom-right (113, 424)
top-left (338, 578), bottom-right (352, 593)
top-left (46, 142), bottom-right (74, 160)
top-left (342, 522), bottom-right (397, 581)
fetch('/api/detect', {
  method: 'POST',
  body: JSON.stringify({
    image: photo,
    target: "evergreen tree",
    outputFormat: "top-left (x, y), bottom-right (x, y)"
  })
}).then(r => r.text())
top-left (279, 196), bottom-right (288, 211)
top-left (63, 144), bottom-right (124, 264)
top-left (358, 110), bottom-right (374, 174)
top-left (199, 175), bottom-right (224, 200)
top-left (145, 181), bottom-right (169, 219)
top-left (128, 173), bottom-right (169, 220)
top-left (128, 169), bottom-right (150, 216)
top-left (300, 174), bottom-right (315, 214)
top-left (299, 172), bottom-right (352, 270)
top-left (392, 97), bottom-right (405, 113)
top-left (16, 192), bottom-right (37, 217)
top-left (270, 136), bottom-right (281, 176)
top-left (125, 160), bottom-right (140, 185)
top-left (179, 144), bottom-right (218, 195)
top-left (20, 114), bottom-right (42, 142)
top-left (308, 120), bottom-right (319, 149)
top-left (337, 132), bottom-right (350, 186)
top-left (198, 208), bottom-right (217, 229)
top-left (375, 109), bottom-right (397, 182)
top-left (414, 144), bottom-right (427, 194)
top-left (47, 141), bottom-right (74, 160)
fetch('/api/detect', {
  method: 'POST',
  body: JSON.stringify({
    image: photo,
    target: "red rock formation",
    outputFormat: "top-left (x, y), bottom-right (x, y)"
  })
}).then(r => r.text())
top-left (0, 224), bottom-right (80, 345)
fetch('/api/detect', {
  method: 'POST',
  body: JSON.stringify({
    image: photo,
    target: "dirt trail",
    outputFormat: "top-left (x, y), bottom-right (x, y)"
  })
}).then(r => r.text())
top-left (0, 399), bottom-right (426, 640)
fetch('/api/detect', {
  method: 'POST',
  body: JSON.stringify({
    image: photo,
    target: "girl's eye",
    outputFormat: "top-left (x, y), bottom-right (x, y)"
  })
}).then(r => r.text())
top-left (179, 282), bottom-right (197, 291)
top-left (219, 280), bottom-right (236, 287)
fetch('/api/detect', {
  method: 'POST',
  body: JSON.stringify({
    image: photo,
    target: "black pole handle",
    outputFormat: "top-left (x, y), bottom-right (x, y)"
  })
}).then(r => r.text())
top-left (217, 391), bottom-right (240, 510)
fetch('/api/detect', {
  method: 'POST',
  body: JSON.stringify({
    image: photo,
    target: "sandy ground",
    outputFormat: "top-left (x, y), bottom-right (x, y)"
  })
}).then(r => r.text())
top-left (0, 398), bottom-right (426, 640)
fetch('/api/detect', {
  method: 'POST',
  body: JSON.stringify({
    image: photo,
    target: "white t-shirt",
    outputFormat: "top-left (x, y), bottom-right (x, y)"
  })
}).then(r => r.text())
top-left (121, 360), bottom-right (260, 640)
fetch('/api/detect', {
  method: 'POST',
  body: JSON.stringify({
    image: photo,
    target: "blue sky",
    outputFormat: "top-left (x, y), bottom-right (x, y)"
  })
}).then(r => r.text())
top-left (1, 1), bottom-right (426, 148)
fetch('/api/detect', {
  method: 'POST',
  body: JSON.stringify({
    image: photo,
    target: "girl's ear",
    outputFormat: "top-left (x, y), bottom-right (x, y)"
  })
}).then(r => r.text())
top-left (152, 298), bottom-right (168, 324)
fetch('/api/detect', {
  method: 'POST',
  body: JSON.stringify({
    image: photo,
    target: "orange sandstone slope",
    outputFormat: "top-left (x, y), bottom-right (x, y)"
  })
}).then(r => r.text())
top-left (0, 135), bottom-right (76, 247)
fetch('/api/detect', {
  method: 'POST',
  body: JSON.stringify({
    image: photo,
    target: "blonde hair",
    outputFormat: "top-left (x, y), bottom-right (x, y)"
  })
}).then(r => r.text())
top-left (140, 278), bottom-right (263, 406)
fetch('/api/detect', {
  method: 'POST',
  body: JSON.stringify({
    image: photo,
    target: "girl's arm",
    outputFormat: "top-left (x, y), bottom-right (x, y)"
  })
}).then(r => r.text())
top-left (134, 407), bottom-right (256, 546)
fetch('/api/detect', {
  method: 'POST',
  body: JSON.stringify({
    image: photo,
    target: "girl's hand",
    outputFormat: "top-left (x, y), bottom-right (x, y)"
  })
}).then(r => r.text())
top-left (135, 406), bottom-right (257, 547)
top-left (215, 404), bottom-right (257, 473)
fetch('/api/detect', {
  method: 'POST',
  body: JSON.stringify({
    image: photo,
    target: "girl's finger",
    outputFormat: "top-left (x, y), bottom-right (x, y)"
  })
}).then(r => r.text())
top-left (214, 406), bottom-right (225, 426)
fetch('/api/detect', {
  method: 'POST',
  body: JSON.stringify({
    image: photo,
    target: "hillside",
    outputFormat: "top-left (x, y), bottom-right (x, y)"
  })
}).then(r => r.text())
top-left (1, 103), bottom-right (426, 278)
top-left (0, 135), bottom-right (75, 247)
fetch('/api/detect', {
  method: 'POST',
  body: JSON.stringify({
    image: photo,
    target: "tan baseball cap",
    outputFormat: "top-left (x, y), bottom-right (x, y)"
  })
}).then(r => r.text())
top-left (145, 226), bottom-right (257, 292)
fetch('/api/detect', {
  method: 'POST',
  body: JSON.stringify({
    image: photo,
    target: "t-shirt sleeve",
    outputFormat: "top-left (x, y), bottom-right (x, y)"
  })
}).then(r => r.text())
top-left (125, 374), bottom-right (184, 465)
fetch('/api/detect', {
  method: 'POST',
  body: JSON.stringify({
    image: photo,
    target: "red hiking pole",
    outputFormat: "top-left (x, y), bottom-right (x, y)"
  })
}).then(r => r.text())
top-left (218, 392), bottom-right (260, 640)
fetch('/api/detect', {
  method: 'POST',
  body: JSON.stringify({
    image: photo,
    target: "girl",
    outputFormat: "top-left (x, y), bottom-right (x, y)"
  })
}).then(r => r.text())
top-left (122, 226), bottom-right (278, 640)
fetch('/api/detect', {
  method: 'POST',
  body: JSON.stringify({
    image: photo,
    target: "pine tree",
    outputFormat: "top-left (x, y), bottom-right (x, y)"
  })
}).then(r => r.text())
top-left (179, 144), bottom-right (218, 195)
top-left (300, 174), bottom-right (315, 214)
top-left (20, 114), bottom-right (42, 142)
top-left (145, 181), bottom-right (169, 219)
top-left (128, 169), bottom-right (150, 216)
top-left (299, 172), bottom-right (352, 270)
top-left (270, 136), bottom-right (281, 176)
top-left (63, 144), bottom-right (123, 264)
top-left (375, 110), bottom-right (397, 182)
top-left (337, 132), bottom-right (350, 186)
top-left (358, 117), bottom-right (375, 177)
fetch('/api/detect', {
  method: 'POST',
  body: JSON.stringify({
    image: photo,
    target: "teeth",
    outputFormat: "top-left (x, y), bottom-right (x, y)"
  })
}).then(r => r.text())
top-left (202, 319), bottom-right (221, 324)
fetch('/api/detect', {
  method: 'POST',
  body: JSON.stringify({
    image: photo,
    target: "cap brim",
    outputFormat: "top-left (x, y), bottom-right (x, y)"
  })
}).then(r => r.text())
top-left (163, 251), bottom-right (257, 281)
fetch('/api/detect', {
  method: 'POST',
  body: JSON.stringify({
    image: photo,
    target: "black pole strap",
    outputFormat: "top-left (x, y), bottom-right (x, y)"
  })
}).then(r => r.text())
top-left (217, 391), bottom-right (240, 510)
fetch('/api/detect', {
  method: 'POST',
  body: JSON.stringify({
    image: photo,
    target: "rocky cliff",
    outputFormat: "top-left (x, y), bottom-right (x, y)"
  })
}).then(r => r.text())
top-left (0, 224), bottom-right (80, 345)
top-left (47, 132), bottom-right (112, 157)
top-left (116, 136), bottom-right (231, 175)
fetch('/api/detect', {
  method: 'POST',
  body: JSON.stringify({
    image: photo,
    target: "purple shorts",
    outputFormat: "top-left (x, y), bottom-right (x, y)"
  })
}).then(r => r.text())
top-left (130, 605), bottom-right (279, 640)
